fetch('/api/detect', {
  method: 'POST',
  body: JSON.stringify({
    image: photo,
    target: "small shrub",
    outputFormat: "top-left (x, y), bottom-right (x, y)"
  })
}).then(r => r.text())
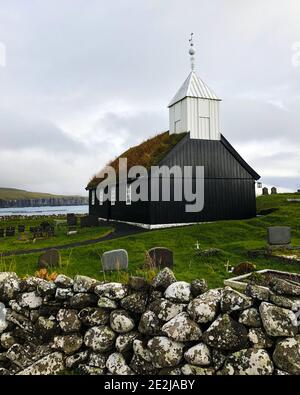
top-left (35, 268), bottom-right (58, 281)
top-left (144, 251), bottom-right (157, 271)
top-left (232, 261), bottom-right (256, 276)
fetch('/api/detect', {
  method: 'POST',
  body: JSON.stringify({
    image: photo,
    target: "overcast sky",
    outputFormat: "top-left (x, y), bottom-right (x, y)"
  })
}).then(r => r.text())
top-left (0, 0), bottom-right (299, 195)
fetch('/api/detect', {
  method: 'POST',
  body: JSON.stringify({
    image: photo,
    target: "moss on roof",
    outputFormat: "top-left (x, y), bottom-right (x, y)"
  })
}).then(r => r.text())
top-left (87, 131), bottom-right (187, 189)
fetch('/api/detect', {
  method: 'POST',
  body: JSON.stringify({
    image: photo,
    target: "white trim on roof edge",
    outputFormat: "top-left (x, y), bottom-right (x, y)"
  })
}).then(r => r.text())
top-left (98, 217), bottom-right (210, 230)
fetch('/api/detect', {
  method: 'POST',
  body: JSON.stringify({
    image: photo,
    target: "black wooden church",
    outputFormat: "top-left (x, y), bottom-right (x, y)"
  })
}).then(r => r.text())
top-left (86, 41), bottom-right (260, 228)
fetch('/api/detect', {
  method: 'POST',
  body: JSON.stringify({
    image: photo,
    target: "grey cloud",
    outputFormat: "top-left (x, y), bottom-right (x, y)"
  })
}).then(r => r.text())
top-left (92, 110), bottom-right (167, 148)
top-left (0, 0), bottom-right (299, 194)
top-left (262, 177), bottom-right (300, 191)
top-left (222, 99), bottom-right (300, 143)
top-left (0, 109), bottom-right (83, 152)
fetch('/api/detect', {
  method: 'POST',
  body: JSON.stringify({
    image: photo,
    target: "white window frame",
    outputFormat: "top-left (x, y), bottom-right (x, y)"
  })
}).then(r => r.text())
top-left (91, 190), bottom-right (95, 206)
top-left (99, 189), bottom-right (104, 205)
top-left (126, 184), bottom-right (132, 205)
top-left (111, 186), bottom-right (116, 206)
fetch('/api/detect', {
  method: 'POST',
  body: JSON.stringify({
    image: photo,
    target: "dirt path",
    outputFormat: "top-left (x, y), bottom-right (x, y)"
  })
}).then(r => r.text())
top-left (2, 221), bottom-right (149, 257)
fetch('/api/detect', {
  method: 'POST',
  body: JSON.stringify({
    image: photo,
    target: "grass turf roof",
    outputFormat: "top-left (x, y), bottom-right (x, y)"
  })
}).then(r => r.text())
top-left (87, 131), bottom-right (187, 188)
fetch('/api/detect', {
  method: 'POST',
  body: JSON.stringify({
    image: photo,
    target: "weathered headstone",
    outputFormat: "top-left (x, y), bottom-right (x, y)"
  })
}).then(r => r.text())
top-left (5, 227), bottom-right (15, 237)
top-left (267, 226), bottom-right (291, 247)
top-left (18, 225), bottom-right (25, 233)
top-left (146, 247), bottom-right (174, 269)
top-left (101, 249), bottom-right (128, 272)
top-left (35, 227), bottom-right (43, 238)
top-left (40, 221), bottom-right (51, 232)
top-left (38, 249), bottom-right (61, 269)
top-left (67, 213), bottom-right (77, 227)
top-left (80, 215), bottom-right (99, 228)
top-left (46, 226), bottom-right (55, 237)
top-left (262, 187), bottom-right (269, 196)
top-left (271, 187), bottom-right (277, 195)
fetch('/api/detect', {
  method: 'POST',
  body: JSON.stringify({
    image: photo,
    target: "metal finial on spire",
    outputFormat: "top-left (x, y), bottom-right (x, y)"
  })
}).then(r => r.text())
top-left (189, 33), bottom-right (195, 71)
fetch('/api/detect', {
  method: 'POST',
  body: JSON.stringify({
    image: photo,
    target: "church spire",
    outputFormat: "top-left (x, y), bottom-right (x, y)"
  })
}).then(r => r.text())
top-left (189, 33), bottom-right (195, 71)
top-left (168, 34), bottom-right (221, 140)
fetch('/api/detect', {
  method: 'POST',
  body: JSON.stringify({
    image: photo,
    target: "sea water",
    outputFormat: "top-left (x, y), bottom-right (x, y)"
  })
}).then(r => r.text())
top-left (0, 205), bottom-right (89, 217)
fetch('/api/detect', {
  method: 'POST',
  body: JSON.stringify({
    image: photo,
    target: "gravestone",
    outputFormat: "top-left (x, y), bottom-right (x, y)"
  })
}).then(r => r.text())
top-left (146, 247), bottom-right (174, 269)
top-left (262, 187), bottom-right (269, 195)
top-left (271, 187), bottom-right (277, 195)
top-left (40, 221), bottom-right (51, 232)
top-left (101, 249), bottom-right (128, 272)
top-left (67, 213), bottom-right (77, 227)
top-left (35, 227), bottom-right (43, 238)
top-left (0, 229), bottom-right (4, 237)
top-left (80, 215), bottom-right (99, 228)
top-left (267, 226), bottom-right (291, 247)
top-left (6, 227), bottom-right (15, 237)
top-left (18, 225), bottom-right (25, 233)
top-left (46, 226), bottom-right (55, 237)
top-left (38, 249), bottom-right (61, 269)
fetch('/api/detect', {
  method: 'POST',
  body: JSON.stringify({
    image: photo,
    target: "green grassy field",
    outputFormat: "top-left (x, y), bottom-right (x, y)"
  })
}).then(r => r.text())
top-left (0, 193), bottom-right (299, 288)
top-left (0, 216), bottom-right (113, 252)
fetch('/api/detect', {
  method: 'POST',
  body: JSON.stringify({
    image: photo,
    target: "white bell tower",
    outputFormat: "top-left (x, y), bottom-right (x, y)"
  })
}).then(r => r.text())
top-left (168, 34), bottom-right (221, 140)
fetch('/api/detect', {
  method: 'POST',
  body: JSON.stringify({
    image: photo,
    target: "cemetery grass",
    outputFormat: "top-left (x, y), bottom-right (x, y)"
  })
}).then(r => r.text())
top-left (0, 216), bottom-right (113, 253)
top-left (1, 193), bottom-right (300, 288)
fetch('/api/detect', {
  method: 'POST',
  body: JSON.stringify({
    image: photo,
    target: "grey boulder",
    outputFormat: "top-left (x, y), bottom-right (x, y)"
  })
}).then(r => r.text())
top-left (220, 348), bottom-right (274, 375)
top-left (273, 336), bottom-right (300, 375)
top-left (162, 312), bottom-right (202, 342)
top-left (259, 302), bottom-right (298, 337)
top-left (147, 336), bottom-right (184, 368)
top-left (202, 314), bottom-right (248, 351)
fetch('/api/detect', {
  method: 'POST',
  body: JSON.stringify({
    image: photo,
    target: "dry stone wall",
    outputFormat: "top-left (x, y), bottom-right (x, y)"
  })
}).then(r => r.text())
top-left (0, 269), bottom-right (299, 375)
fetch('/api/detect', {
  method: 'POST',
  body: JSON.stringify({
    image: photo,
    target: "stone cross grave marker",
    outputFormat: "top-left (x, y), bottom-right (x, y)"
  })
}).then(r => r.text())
top-left (101, 249), bottom-right (128, 272)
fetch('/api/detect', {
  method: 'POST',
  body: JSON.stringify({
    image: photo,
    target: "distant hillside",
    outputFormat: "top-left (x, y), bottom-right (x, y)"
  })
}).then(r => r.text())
top-left (0, 188), bottom-right (84, 200)
top-left (0, 188), bottom-right (88, 208)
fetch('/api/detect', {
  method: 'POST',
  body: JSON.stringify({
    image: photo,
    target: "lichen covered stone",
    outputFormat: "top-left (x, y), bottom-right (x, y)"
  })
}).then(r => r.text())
top-left (162, 312), bottom-right (202, 342)
top-left (147, 336), bottom-right (184, 368)
top-left (220, 348), bottom-right (274, 375)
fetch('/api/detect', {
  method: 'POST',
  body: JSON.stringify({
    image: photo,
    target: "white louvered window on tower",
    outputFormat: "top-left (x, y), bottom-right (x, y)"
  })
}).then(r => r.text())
top-left (198, 116), bottom-right (210, 139)
top-left (111, 186), bottom-right (116, 206)
top-left (126, 184), bottom-right (132, 205)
